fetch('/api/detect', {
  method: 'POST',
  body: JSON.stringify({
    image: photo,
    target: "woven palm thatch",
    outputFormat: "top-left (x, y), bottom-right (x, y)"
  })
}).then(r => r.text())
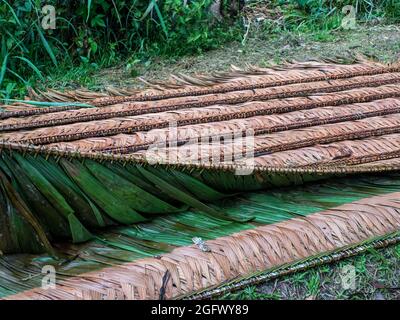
top-left (7, 190), bottom-right (400, 300)
top-left (1, 58), bottom-right (400, 299)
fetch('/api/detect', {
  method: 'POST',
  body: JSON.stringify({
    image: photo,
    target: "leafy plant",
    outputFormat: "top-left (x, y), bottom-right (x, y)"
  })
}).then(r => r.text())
top-left (0, 0), bottom-right (242, 99)
top-left (0, 0), bottom-right (398, 100)
top-left (265, 0), bottom-right (400, 34)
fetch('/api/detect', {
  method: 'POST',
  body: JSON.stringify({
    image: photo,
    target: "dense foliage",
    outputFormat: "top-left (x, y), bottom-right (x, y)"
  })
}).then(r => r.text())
top-left (0, 0), bottom-right (399, 99)
top-left (0, 0), bottom-right (241, 99)
top-left (279, 0), bottom-right (400, 32)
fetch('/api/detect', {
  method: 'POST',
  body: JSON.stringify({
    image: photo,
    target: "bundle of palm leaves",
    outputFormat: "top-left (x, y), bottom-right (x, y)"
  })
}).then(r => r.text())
top-left (1, 58), bottom-right (400, 299)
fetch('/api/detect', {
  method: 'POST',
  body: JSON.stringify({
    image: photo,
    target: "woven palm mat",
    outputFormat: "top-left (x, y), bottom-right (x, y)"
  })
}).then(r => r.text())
top-left (1, 58), bottom-right (400, 299)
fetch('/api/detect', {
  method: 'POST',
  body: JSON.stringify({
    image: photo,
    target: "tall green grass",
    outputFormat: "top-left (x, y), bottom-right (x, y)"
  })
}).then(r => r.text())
top-left (0, 0), bottom-right (241, 99)
top-left (279, 0), bottom-right (400, 33)
top-left (0, 0), bottom-right (399, 100)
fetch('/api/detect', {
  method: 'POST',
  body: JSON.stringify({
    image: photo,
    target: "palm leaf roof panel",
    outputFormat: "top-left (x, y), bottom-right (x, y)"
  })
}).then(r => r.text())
top-left (1, 58), bottom-right (400, 299)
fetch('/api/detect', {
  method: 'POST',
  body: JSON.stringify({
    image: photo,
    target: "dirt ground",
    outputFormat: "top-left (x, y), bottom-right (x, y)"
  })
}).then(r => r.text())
top-left (88, 24), bottom-right (400, 90)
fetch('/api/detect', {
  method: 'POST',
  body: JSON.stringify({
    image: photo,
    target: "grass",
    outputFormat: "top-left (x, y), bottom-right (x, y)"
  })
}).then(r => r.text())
top-left (222, 244), bottom-right (400, 300)
top-left (45, 24), bottom-right (400, 93)
top-left (0, 0), bottom-right (241, 100)
top-left (1, 0), bottom-right (400, 99)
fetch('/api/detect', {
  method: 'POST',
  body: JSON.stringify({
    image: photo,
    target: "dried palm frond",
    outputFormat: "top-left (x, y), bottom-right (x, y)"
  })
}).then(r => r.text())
top-left (1, 59), bottom-right (400, 300)
top-left (2, 175), bottom-right (400, 299)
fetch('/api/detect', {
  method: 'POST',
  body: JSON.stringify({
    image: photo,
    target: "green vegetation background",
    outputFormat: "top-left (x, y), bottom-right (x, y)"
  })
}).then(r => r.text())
top-left (0, 0), bottom-right (399, 100)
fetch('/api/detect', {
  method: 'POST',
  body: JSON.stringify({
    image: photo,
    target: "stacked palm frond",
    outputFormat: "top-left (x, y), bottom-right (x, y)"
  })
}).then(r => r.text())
top-left (1, 58), bottom-right (400, 299)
